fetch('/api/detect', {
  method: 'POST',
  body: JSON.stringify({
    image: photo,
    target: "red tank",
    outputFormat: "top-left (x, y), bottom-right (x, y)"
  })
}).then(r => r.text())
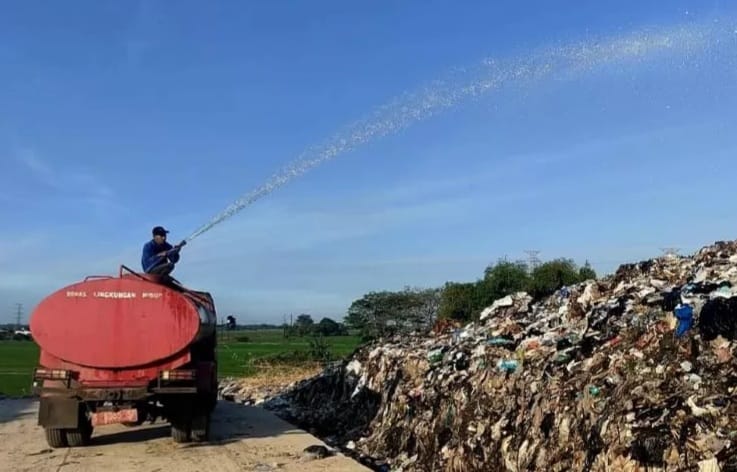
top-left (29, 266), bottom-right (218, 448)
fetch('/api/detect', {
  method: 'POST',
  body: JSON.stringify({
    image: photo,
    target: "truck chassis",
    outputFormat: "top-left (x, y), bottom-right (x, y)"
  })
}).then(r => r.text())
top-left (33, 362), bottom-right (217, 447)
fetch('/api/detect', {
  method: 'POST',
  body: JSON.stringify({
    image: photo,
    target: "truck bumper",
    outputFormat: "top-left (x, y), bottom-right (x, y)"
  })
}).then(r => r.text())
top-left (33, 385), bottom-right (152, 401)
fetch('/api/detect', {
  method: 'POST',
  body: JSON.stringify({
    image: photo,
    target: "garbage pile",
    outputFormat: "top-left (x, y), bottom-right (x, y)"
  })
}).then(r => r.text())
top-left (265, 240), bottom-right (737, 471)
top-left (218, 366), bottom-right (323, 406)
top-left (219, 377), bottom-right (280, 406)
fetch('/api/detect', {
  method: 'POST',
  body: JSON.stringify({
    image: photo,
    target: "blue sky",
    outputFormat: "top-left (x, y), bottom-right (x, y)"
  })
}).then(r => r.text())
top-left (1, 1), bottom-right (736, 323)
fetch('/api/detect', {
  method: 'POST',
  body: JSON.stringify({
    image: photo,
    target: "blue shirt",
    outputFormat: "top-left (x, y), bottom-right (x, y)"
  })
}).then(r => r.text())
top-left (141, 240), bottom-right (180, 272)
top-left (674, 304), bottom-right (694, 338)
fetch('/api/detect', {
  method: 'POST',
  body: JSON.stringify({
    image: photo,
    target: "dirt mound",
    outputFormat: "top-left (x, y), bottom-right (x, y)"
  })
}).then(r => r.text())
top-left (266, 240), bottom-right (737, 471)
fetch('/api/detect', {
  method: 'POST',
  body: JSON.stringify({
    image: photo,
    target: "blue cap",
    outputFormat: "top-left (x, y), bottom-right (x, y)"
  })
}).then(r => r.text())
top-left (152, 226), bottom-right (169, 236)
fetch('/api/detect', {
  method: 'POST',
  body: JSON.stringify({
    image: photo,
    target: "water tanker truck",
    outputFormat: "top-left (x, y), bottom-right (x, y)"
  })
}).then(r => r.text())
top-left (28, 265), bottom-right (218, 447)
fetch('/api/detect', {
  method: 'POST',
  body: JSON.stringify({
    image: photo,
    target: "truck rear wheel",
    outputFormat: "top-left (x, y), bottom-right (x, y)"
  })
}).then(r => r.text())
top-left (66, 427), bottom-right (92, 447)
top-left (171, 419), bottom-right (191, 443)
top-left (66, 409), bottom-right (93, 447)
top-left (45, 428), bottom-right (68, 448)
top-left (191, 413), bottom-right (210, 442)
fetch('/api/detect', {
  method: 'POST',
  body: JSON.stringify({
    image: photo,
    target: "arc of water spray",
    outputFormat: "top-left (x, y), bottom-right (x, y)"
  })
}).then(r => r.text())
top-left (186, 19), bottom-right (729, 242)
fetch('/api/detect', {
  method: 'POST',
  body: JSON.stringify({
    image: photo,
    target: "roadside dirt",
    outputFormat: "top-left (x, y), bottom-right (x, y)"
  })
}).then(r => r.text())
top-left (0, 398), bottom-right (370, 472)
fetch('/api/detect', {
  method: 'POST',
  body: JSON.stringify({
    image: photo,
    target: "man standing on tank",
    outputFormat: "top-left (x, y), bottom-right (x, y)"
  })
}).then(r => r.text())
top-left (141, 226), bottom-right (184, 276)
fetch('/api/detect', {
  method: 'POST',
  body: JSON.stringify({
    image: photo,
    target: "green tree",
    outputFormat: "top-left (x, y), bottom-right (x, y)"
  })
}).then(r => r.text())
top-left (315, 317), bottom-right (342, 336)
top-left (347, 255), bottom-right (595, 329)
top-left (579, 260), bottom-right (597, 281)
top-left (345, 291), bottom-right (398, 339)
top-left (344, 288), bottom-right (440, 340)
top-left (437, 282), bottom-right (477, 321)
top-left (399, 286), bottom-right (442, 329)
top-left (438, 260), bottom-right (532, 323)
top-left (481, 259), bottom-right (531, 305)
top-left (295, 314), bottom-right (314, 336)
top-left (528, 258), bottom-right (582, 299)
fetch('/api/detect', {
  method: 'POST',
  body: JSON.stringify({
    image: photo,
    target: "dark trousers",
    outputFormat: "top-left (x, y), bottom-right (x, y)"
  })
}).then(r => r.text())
top-left (146, 262), bottom-right (174, 276)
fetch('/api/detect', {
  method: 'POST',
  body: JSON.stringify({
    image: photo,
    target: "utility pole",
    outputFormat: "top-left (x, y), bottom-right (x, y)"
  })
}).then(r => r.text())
top-left (15, 303), bottom-right (23, 330)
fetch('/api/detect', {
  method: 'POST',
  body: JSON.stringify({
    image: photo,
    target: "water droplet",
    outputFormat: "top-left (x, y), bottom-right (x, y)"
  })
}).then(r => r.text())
top-left (187, 19), bottom-right (735, 241)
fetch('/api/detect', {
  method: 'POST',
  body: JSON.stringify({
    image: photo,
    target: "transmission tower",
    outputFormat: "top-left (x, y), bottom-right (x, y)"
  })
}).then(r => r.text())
top-left (524, 250), bottom-right (541, 272)
top-left (660, 247), bottom-right (681, 259)
top-left (15, 303), bottom-right (23, 329)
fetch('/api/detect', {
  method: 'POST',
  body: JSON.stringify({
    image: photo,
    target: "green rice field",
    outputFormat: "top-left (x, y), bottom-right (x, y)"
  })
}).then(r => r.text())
top-left (0, 330), bottom-right (362, 397)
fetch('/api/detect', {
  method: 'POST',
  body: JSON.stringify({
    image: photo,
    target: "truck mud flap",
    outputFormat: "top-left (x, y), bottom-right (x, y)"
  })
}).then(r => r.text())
top-left (38, 397), bottom-right (79, 429)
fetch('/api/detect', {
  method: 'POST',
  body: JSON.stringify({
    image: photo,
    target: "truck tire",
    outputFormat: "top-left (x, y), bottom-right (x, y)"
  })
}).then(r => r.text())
top-left (66, 415), bottom-right (93, 447)
top-left (191, 413), bottom-right (210, 442)
top-left (45, 428), bottom-right (68, 448)
top-left (64, 404), bottom-right (94, 447)
top-left (66, 427), bottom-right (92, 447)
top-left (171, 419), bottom-right (191, 443)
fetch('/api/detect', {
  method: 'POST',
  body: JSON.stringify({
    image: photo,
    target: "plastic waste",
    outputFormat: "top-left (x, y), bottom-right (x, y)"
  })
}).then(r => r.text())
top-left (496, 359), bottom-right (518, 373)
top-left (427, 348), bottom-right (444, 364)
top-left (261, 239), bottom-right (737, 472)
top-left (699, 296), bottom-right (737, 341)
top-left (674, 303), bottom-right (694, 338)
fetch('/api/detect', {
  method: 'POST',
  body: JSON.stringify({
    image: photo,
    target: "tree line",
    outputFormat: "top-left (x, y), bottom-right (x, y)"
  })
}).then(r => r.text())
top-left (343, 257), bottom-right (596, 340)
top-left (284, 314), bottom-right (350, 337)
top-left (216, 316), bottom-right (351, 337)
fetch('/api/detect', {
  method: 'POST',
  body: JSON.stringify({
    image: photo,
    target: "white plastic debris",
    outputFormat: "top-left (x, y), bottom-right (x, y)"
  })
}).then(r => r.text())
top-left (698, 457), bottom-right (721, 472)
top-left (346, 359), bottom-right (362, 376)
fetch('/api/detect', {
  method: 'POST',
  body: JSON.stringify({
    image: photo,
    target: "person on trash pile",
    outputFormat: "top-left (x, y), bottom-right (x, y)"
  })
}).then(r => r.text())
top-left (141, 226), bottom-right (185, 276)
top-left (674, 296), bottom-right (694, 338)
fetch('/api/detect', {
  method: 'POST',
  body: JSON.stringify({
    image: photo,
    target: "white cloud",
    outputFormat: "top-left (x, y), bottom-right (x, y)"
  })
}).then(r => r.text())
top-left (13, 148), bottom-right (126, 225)
top-left (16, 149), bottom-right (114, 200)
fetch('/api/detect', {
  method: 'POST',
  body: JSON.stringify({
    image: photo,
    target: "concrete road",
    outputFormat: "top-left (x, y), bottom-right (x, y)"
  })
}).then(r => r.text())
top-left (0, 399), bottom-right (369, 472)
